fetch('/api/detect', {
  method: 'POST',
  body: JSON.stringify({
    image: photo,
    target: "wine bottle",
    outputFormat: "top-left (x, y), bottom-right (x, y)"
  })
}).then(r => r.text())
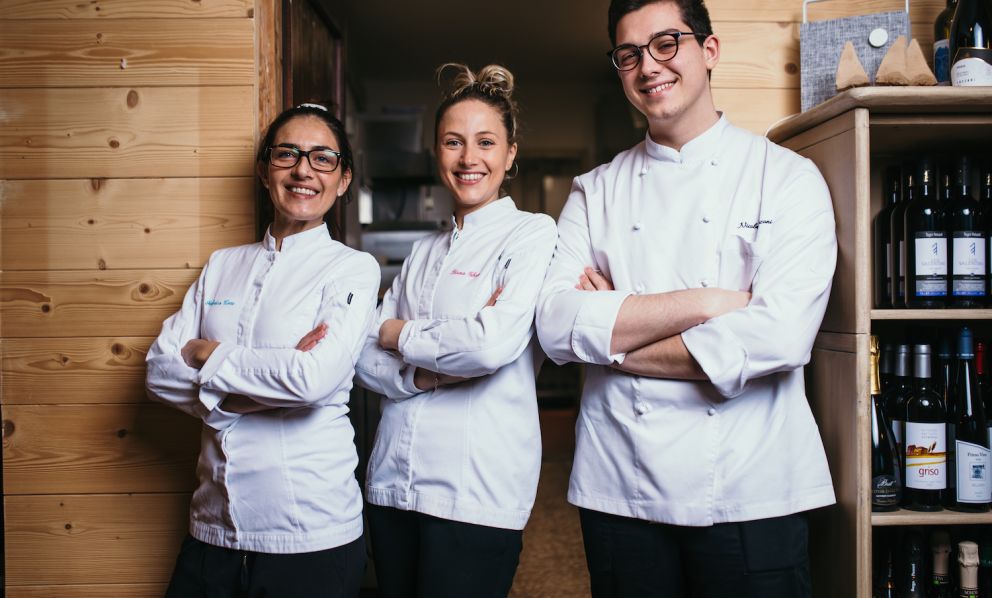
top-left (877, 167), bottom-right (902, 308)
top-left (932, 529), bottom-right (954, 598)
top-left (949, 327), bottom-right (991, 511)
top-left (978, 531), bottom-right (992, 598)
top-left (904, 529), bottom-right (926, 597)
top-left (893, 165), bottom-right (916, 308)
top-left (882, 341), bottom-right (896, 392)
top-left (872, 336), bottom-right (903, 511)
top-left (948, 156), bottom-right (987, 307)
top-left (960, 541), bottom-right (980, 598)
top-left (936, 0), bottom-right (961, 84)
top-left (942, 335), bottom-right (960, 508)
top-left (949, 0), bottom-right (992, 86)
top-left (886, 343), bottom-right (915, 474)
top-left (978, 341), bottom-right (992, 447)
top-left (905, 344), bottom-right (947, 511)
top-left (905, 159), bottom-right (948, 308)
top-left (878, 543), bottom-right (900, 598)
top-left (982, 163), bottom-right (992, 301)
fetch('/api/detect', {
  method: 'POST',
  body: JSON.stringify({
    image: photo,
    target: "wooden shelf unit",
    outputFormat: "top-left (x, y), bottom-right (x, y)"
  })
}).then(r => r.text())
top-left (768, 88), bottom-right (992, 598)
top-left (872, 509), bottom-right (992, 527)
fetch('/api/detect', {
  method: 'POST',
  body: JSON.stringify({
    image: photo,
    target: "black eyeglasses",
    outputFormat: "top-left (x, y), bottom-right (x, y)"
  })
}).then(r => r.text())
top-left (607, 31), bottom-right (708, 71)
top-left (266, 145), bottom-right (343, 173)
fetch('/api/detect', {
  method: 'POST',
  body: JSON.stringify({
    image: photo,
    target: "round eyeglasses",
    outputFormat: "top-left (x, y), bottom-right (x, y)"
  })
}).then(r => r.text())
top-left (607, 31), bottom-right (708, 71)
top-left (266, 145), bottom-right (342, 173)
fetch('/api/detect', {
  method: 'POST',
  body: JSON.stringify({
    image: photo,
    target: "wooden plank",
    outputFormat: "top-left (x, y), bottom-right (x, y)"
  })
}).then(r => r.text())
top-left (768, 88), bottom-right (992, 144)
top-left (713, 87), bottom-right (800, 135)
top-left (3, 404), bottom-right (200, 494)
top-left (0, 0), bottom-right (251, 19)
top-left (0, 19), bottom-right (254, 88)
top-left (706, 0), bottom-right (942, 22)
top-left (872, 308), bottom-right (992, 320)
top-left (256, 0), bottom-right (282, 135)
top-left (783, 112), bottom-right (869, 335)
top-left (807, 342), bottom-right (867, 598)
top-left (1, 337), bottom-right (152, 405)
top-left (711, 21), bottom-right (799, 90)
top-left (873, 509), bottom-right (992, 526)
top-left (4, 493), bottom-right (189, 586)
top-left (7, 584), bottom-right (167, 598)
top-left (0, 177), bottom-right (256, 271)
top-left (0, 86), bottom-right (255, 179)
top-left (814, 330), bottom-right (858, 353)
top-left (1, 269), bottom-right (197, 338)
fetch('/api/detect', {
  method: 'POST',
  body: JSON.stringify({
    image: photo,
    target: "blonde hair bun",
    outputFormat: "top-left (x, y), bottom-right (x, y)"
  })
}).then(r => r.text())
top-left (437, 63), bottom-right (515, 101)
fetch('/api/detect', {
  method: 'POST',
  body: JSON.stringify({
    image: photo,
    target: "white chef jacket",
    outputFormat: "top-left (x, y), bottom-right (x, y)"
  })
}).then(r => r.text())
top-left (355, 197), bottom-right (557, 530)
top-left (536, 116), bottom-right (838, 526)
top-left (146, 224), bottom-right (380, 553)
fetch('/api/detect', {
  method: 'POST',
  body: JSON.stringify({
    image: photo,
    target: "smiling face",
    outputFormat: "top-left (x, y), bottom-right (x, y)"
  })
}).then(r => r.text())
top-left (615, 0), bottom-right (720, 148)
top-left (258, 115), bottom-right (352, 240)
top-left (436, 99), bottom-right (517, 226)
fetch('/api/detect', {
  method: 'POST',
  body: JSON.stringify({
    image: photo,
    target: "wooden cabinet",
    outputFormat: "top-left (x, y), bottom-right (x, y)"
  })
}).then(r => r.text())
top-left (768, 88), bottom-right (992, 598)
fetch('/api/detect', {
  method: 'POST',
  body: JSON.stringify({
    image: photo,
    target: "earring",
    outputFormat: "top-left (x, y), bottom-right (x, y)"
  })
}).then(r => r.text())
top-left (505, 162), bottom-right (519, 180)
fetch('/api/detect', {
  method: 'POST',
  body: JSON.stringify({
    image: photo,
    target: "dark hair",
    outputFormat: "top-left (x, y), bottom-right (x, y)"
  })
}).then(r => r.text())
top-left (607, 0), bottom-right (713, 47)
top-left (434, 63), bottom-right (519, 145)
top-left (256, 102), bottom-right (355, 203)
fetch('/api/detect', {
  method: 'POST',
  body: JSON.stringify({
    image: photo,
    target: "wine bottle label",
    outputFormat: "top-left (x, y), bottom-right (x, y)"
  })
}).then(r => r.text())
top-left (951, 49), bottom-right (992, 86)
top-left (934, 38), bottom-right (951, 84)
top-left (952, 234), bottom-right (987, 296)
top-left (955, 440), bottom-right (991, 503)
top-left (906, 422), bottom-right (946, 490)
top-left (872, 474), bottom-right (901, 506)
top-left (914, 233), bottom-right (948, 296)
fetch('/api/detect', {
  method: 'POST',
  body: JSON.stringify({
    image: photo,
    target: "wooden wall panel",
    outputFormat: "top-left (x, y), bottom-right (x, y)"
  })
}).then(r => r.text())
top-left (3, 404), bottom-right (199, 494)
top-left (1, 337), bottom-right (152, 405)
top-left (0, 86), bottom-right (255, 180)
top-left (1, 269), bottom-right (197, 338)
top-left (1, 178), bottom-right (256, 271)
top-left (3, 493), bottom-right (190, 586)
top-left (0, 19), bottom-right (254, 88)
top-left (7, 584), bottom-right (167, 598)
top-left (712, 21), bottom-right (799, 89)
top-left (713, 88), bottom-right (801, 135)
top-left (707, 0), bottom-right (941, 22)
top-left (0, 0), bottom-right (251, 19)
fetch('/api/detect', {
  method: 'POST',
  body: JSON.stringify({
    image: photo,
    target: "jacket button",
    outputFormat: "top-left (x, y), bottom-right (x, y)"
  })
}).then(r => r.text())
top-left (632, 222), bottom-right (642, 231)
top-left (702, 215), bottom-right (710, 223)
top-left (707, 408), bottom-right (717, 416)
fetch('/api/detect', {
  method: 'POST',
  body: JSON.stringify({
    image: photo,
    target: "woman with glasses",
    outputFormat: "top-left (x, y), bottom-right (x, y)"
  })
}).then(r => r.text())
top-left (146, 102), bottom-right (379, 598)
top-left (355, 63), bottom-right (557, 598)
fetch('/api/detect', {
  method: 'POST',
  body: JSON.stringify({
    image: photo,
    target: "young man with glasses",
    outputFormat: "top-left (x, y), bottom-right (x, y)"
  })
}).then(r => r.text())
top-left (536, 1), bottom-right (837, 596)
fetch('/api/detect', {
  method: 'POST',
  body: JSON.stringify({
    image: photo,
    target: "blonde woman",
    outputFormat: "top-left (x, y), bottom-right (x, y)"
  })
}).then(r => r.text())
top-left (355, 64), bottom-right (557, 597)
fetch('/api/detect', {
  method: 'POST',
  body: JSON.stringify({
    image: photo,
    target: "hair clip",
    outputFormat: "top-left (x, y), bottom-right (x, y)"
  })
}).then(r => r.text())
top-left (297, 103), bottom-right (329, 112)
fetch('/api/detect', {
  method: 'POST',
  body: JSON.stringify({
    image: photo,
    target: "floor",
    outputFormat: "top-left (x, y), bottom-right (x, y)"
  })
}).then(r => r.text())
top-left (509, 453), bottom-right (591, 597)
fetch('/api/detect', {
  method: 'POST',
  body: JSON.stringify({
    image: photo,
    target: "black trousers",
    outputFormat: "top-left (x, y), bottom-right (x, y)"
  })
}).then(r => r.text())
top-left (365, 504), bottom-right (523, 598)
top-left (579, 508), bottom-right (812, 598)
top-left (164, 534), bottom-right (366, 598)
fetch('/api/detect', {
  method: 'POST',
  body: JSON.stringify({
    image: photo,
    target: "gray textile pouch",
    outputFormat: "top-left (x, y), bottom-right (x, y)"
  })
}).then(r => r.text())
top-left (800, 0), bottom-right (911, 111)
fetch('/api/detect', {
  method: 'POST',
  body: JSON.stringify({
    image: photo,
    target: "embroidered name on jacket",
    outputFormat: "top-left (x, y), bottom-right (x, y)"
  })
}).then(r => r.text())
top-left (206, 299), bottom-right (236, 306)
top-left (450, 269), bottom-right (481, 278)
top-left (738, 219), bottom-right (773, 230)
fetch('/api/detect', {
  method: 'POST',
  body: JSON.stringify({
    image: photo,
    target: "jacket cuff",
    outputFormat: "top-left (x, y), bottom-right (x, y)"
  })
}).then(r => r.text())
top-left (197, 341), bottom-right (239, 387)
top-left (681, 319), bottom-right (749, 399)
top-left (572, 290), bottom-right (632, 365)
top-left (398, 321), bottom-right (441, 371)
